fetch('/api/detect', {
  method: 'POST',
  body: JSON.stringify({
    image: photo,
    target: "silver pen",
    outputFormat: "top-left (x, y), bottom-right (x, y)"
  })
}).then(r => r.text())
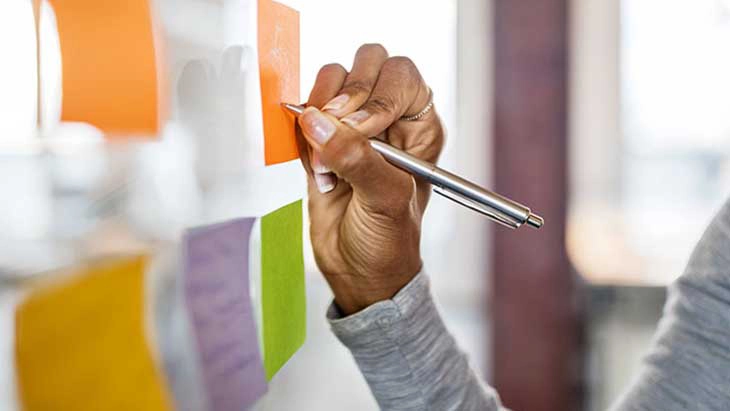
top-left (283, 103), bottom-right (544, 229)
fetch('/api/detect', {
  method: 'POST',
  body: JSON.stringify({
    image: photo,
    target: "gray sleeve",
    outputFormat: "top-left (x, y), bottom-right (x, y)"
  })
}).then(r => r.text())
top-left (611, 200), bottom-right (730, 411)
top-left (327, 273), bottom-right (507, 411)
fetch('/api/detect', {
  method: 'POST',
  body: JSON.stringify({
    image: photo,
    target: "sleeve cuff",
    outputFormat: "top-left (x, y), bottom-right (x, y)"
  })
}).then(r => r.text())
top-left (325, 272), bottom-right (506, 410)
top-left (326, 272), bottom-right (430, 348)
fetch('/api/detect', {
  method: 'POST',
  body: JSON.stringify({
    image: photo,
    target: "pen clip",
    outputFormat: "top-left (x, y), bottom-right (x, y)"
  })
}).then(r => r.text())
top-left (433, 186), bottom-right (521, 229)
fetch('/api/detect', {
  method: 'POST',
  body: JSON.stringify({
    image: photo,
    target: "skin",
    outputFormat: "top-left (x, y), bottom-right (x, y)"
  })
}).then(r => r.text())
top-left (296, 44), bottom-right (445, 315)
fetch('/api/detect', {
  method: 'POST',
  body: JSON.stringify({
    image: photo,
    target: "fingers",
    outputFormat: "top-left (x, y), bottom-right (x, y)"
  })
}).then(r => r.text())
top-left (307, 63), bottom-right (348, 107)
top-left (300, 63), bottom-right (348, 193)
top-left (340, 56), bottom-right (431, 139)
top-left (298, 107), bottom-right (414, 214)
top-left (220, 46), bottom-right (243, 81)
top-left (296, 131), bottom-right (338, 194)
top-left (321, 44), bottom-right (389, 117)
top-left (310, 151), bottom-right (336, 192)
top-left (300, 47), bottom-right (441, 200)
top-left (338, 55), bottom-right (442, 215)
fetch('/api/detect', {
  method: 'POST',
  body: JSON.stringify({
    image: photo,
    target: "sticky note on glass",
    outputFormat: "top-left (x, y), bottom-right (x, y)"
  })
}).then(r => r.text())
top-left (258, 0), bottom-right (300, 165)
top-left (15, 256), bottom-right (171, 411)
top-left (48, 0), bottom-right (162, 136)
top-left (261, 199), bottom-right (305, 380)
top-left (183, 218), bottom-right (268, 411)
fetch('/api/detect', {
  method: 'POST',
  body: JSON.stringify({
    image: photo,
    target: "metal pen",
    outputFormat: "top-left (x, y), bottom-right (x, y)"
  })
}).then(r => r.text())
top-left (283, 103), bottom-right (544, 229)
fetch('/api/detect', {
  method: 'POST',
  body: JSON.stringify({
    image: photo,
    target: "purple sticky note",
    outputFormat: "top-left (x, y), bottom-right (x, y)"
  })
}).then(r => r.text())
top-left (183, 218), bottom-right (267, 411)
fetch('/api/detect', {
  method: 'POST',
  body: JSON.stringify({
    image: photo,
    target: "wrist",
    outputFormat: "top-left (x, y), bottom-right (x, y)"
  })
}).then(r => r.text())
top-left (326, 266), bottom-right (421, 315)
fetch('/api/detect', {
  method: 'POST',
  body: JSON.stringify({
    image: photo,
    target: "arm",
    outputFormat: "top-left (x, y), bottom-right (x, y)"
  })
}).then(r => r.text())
top-left (328, 273), bottom-right (506, 411)
top-left (297, 44), bottom-right (505, 410)
top-left (611, 200), bottom-right (730, 410)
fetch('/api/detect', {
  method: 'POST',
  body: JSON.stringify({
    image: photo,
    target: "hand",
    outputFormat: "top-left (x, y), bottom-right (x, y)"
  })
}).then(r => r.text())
top-left (178, 46), bottom-right (254, 186)
top-left (297, 44), bottom-right (445, 315)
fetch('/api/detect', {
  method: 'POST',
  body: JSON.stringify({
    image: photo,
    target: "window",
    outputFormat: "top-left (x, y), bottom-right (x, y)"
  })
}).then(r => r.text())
top-left (0, 2), bottom-right (484, 410)
top-left (0, 0), bottom-right (36, 142)
top-left (570, 0), bottom-right (730, 285)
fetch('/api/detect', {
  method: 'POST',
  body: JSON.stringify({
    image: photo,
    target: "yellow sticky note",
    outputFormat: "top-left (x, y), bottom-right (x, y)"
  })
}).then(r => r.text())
top-left (15, 256), bottom-right (172, 411)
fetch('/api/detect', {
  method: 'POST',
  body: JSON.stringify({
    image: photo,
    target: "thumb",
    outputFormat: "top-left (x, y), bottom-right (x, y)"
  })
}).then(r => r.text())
top-left (298, 107), bottom-right (414, 213)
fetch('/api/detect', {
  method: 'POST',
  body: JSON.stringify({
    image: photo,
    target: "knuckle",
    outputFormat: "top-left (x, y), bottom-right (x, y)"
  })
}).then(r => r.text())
top-left (317, 63), bottom-right (347, 79)
top-left (337, 138), bottom-right (370, 174)
top-left (432, 135), bottom-right (446, 161)
top-left (422, 122), bottom-right (446, 162)
top-left (325, 135), bottom-right (369, 177)
top-left (364, 94), bottom-right (398, 115)
top-left (433, 120), bottom-right (446, 148)
top-left (341, 79), bottom-right (375, 97)
top-left (436, 133), bottom-right (446, 155)
top-left (383, 56), bottom-right (419, 77)
top-left (357, 43), bottom-right (388, 58)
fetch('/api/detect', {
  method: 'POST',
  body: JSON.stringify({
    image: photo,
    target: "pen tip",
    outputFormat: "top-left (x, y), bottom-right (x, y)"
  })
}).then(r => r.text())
top-left (281, 102), bottom-right (304, 115)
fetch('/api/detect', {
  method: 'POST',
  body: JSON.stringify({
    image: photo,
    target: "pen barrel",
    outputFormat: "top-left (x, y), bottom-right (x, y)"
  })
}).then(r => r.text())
top-left (429, 168), bottom-right (531, 224)
top-left (369, 140), bottom-right (435, 179)
top-left (369, 140), bottom-right (534, 226)
top-left (283, 104), bottom-right (540, 227)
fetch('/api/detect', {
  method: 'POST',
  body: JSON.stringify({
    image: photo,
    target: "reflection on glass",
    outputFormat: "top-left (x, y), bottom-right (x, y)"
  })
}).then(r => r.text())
top-left (570, 0), bottom-right (730, 285)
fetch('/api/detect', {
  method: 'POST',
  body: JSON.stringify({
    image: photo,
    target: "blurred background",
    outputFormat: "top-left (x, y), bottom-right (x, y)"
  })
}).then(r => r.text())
top-left (3, 0), bottom-right (730, 410)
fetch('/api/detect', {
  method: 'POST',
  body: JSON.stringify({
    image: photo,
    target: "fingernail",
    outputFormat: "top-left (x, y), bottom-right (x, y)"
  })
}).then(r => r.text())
top-left (341, 110), bottom-right (371, 127)
top-left (322, 94), bottom-right (349, 112)
top-left (301, 108), bottom-right (336, 145)
top-left (311, 152), bottom-right (331, 174)
top-left (314, 173), bottom-right (336, 193)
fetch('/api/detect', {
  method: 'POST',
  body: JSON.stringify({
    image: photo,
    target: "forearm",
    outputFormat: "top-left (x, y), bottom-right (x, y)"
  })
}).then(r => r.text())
top-left (611, 201), bottom-right (730, 410)
top-left (327, 273), bottom-right (506, 411)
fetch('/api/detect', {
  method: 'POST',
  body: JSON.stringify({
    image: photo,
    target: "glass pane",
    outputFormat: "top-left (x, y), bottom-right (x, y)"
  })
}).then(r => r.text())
top-left (570, 0), bottom-right (730, 285)
top-left (0, 0), bottom-right (37, 141)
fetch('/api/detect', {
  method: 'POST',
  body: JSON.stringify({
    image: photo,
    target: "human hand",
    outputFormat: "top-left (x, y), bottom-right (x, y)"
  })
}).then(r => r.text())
top-left (178, 46), bottom-right (256, 186)
top-left (297, 44), bottom-right (445, 315)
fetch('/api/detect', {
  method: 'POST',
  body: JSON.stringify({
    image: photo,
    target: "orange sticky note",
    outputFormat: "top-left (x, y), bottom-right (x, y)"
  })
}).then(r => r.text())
top-left (15, 256), bottom-right (172, 411)
top-left (32, 0), bottom-right (41, 128)
top-left (48, 0), bottom-right (161, 136)
top-left (258, 0), bottom-right (300, 165)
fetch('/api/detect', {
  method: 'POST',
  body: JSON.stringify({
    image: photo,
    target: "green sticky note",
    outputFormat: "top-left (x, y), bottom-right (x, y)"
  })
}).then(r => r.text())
top-left (261, 199), bottom-right (305, 380)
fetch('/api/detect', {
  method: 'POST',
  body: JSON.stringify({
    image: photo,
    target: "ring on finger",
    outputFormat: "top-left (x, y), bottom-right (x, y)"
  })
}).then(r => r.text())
top-left (400, 88), bottom-right (434, 122)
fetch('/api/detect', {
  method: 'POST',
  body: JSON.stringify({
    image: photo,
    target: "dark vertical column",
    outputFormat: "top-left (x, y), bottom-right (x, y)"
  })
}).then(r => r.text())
top-left (492, 1), bottom-right (583, 410)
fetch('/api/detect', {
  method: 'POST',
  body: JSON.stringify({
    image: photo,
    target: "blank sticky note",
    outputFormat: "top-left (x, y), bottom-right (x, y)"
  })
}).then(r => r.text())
top-left (48, 0), bottom-right (161, 136)
top-left (261, 200), bottom-right (305, 380)
top-left (183, 218), bottom-right (268, 411)
top-left (15, 256), bottom-right (171, 411)
top-left (258, 0), bottom-right (300, 165)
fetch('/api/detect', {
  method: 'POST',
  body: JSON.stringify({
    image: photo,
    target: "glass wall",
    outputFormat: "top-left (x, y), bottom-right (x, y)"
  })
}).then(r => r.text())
top-left (570, 0), bottom-right (730, 285)
top-left (258, 1), bottom-right (493, 409)
top-left (0, 1), bottom-right (490, 410)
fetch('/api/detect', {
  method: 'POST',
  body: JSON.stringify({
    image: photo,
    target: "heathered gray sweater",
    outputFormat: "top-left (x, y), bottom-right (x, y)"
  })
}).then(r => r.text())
top-left (328, 200), bottom-right (730, 410)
